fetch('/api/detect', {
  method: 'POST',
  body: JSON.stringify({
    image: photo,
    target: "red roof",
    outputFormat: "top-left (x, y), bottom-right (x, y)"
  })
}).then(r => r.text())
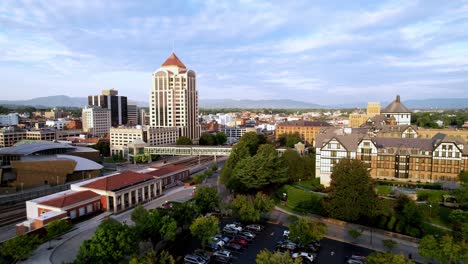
top-left (148, 164), bottom-right (187, 177)
top-left (161, 52), bottom-right (186, 68)
top-left (81, 171), bottom-right (155, 191)
top-left (38, 190), bottom-right (100, 209)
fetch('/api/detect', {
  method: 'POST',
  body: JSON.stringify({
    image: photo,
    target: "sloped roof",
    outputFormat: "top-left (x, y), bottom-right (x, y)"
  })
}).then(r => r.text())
top-left (38, 190), bottom-right (100, 209)
top-left (277, 120), bottom-right (331, 127)
top-left (147, 164), bottom-right (188, 177)
top-left (81, 171), bottom-right (155, 191)
top-left (161, 52), bottom-right (186, 68)
top-left (315, 133), bottom-right (365, 151)
top-left (372, 137), bottom-right (434, 151)
top-left (0, 141), bottom-right (75, 155)
top-left (382, 95), bottom-right (410, 113)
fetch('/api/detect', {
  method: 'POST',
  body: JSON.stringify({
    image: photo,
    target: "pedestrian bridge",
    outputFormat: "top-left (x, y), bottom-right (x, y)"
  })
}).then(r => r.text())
top-left (144, 145), bottom-right (287, 156)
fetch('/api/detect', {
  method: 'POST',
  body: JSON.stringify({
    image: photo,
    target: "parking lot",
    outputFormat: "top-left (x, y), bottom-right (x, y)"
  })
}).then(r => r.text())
top-left (178, 218), bottom-right (374, 263)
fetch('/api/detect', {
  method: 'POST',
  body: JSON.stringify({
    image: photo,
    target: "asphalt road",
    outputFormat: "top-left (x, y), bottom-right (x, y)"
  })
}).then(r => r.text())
top-left (177, 219), bottom-right (374, 264)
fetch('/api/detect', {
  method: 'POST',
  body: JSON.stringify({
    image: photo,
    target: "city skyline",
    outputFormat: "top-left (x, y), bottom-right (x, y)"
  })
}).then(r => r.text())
top-left (1, 0), bottom-right (468, 104)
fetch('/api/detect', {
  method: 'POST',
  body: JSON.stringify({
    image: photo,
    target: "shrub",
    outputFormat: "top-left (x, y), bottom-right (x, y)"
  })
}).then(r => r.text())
top-left (387, 215), bottom-right (396, 230)
top-left (378, 215), bottom-right (388, 229)
top-left (193, 174), bottom-right (206, 184)
top-left (382, 239), bottom-right (397, 251)
top-left (395, 221), bottom-right (404, 233)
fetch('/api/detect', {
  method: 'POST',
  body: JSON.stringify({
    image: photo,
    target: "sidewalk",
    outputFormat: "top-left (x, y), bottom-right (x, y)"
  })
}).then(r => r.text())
top-left (271, 206), bottom-right (426, 264)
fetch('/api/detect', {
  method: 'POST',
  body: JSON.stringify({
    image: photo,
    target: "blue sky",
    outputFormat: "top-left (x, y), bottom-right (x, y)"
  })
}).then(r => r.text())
top-left (0, 0), bottom-right (467, 105)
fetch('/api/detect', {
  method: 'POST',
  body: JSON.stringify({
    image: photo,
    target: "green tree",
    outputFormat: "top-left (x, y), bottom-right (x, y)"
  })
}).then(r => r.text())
top-left (256, 249), bottom-right (302, 264)
top-left (278, 132), bottom-right (302, 148)
top-left (168, 201), bottom-right (196, 229)
top-left (176, 136), bottom-right (193, 145)
top-left (239, 132), bottom-right (264, 156)
top-left (75, 218), bottom-right (137, 264)
top-left (419, 234), bottom-right (468, 264)
top-left (190, 216), bottom-right (220, 248)
top-left (282, 149), bottom-right (306, 182)
top-left (193, 173), bottom-right (206, 184)
top-left (303, 155), bottom-right (316, 179)
top-left (204, 168), bottom-right (213, 178)
top-left (212, 163), bottom-right (218, 171)
top-left (230, 144), bottom-right (288, 192)
top-left (323, 158), bottom-right (378, 222)
top-left (193, 186), bottom-right (220, 214)
top-left (92, 140), bottom-right (110, 157)
top-left (129, 250), bottom-right (176, 264)
top-left (199, 133), bottom-right (217, 145)
top-left (394, 195), bottom-right (423, 235)
top-left (366, 252), bottom-right (413, 264)
top-left (348, 229), bottom-right (362, 240)
top-left (454, 171), bottom-right (468, 209)
top-left (288, 217), bottom-right (327, 245)
top-left (230, 193), bottom-right (273, 222)
top-left (448, 209), bottom-right (468, 241)
top-left (215, 132), bottom-right (227, 145)
top-left (0, 234), bottom-right (41, 261)
top-left (382, 239), bottom-right (397, 252)
top-left (45, 219), bottom-right (72, 248)
top-left (220, 141), bottom-right (250, 186)
top-left (131, 205), bottom-right (177, 242)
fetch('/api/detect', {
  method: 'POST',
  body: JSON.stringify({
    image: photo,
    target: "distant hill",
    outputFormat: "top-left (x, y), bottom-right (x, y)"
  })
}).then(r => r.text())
top-left (1, 96), bottom-right (466, 110)
top-left (0, 95), bottom-right (147, 108)
top-left (200, 99), bottom-right (324, 109)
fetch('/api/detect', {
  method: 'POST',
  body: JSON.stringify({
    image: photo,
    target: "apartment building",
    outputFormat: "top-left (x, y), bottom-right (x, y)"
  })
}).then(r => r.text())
top-left (315, 129), bottom-right (468, 186)
top-left (0, 113), bottom-right (19, 126)
top-left (82, 106), bottom-right (111, 137)
top-left (45, 119), bottom-right (71, 130)
top-left (275, 120), bottom-right (331, 146)
top-left (88, 89), bottom-right (128, 127)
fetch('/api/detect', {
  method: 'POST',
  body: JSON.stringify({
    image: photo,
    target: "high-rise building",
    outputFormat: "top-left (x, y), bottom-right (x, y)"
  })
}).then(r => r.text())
top-left (88, 89), bottom-right (128, 127)
top-left (82, 106), bottom-right (111, 137)
top-left (150, 53), bottom-right (201, 143)
top-left (127, 103), bottom-right (138, 126)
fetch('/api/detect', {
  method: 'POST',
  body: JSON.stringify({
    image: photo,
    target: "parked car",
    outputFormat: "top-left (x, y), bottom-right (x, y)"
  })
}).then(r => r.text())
top-left (213, 235), bottom-right (226, 247)
top-left (222, 226), bottom-right (239, 236)
top-left (212, 255), bottom-right (231, 263)
top-left (229, 237), bottom-right (248, 247)
top-left (345, 255), bottom-right (366, 264)
top-left (213, 250), bottom-right (232, 259)
top-left (237, 233), bottom-right (254, 242)
top-left (184, 254), bottom-right (207, 264)
top-left (206, 242), bottom-right (220, 252)
top-left (241, 231), bottom-right (256, 239)
top-left (214, 234), bottom-right (230, 243)
top-left (276, 240), bottom-right (297, 251)
top-left (193, 251), bottom-right (210, 262)
top-left (225, 223), bottom-right (242, 232)
top-left (283, 230), bottom-right (290, 239)
top-left (245, 224), bottom-right (264, 232)
top-left (224, 242), bottom-right (242, 251)
top-left (292, 252), bottom-right (316, 263)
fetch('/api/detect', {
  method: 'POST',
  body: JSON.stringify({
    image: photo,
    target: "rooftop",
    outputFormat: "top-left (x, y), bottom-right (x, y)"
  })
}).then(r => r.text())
top-left (382, 95), bottom-right (411, 113)
top-left (38, 190), bottom-right (100, 209)
top-left (147, 164), bottom-right (188, 177)
top-left (81, 171), bottom-right (155, 191)
top-left (0, 141), bottom-right (75, 155)
top-left (161, 52), bottom-right (186, 68)
top-left (278, 120), bottom-right (331, 127)
top-left (21, 154), bottom-right (103, 171)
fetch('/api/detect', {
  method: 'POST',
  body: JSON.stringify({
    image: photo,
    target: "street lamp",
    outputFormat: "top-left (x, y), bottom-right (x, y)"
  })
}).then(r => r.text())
top-left (429, 204), bottom-right (432, 217)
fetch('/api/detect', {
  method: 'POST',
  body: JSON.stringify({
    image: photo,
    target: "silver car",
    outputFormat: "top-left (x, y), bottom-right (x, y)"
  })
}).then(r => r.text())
top-left (184, 254), bottom-right (207, 264)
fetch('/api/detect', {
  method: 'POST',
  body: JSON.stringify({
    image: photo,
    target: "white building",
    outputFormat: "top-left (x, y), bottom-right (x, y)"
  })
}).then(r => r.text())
top-left (381, 95), bottom-right (411, 126)
top-left (0, 113), bottom-right (19, 126)
top-left (82, 106), bottom-right (111, 137)
top-left (150, 53), bottom-right (201, 143)
top-left (110, 126), bottom-right (179, 157)
top-left (45, 119), bottom-right (71, 130)
top-left (223, 127), bottom-right (259, 144)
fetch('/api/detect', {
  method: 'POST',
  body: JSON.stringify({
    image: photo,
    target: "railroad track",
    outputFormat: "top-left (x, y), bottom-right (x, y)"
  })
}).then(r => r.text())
top-left (0, 203), bottom-right (26, 227)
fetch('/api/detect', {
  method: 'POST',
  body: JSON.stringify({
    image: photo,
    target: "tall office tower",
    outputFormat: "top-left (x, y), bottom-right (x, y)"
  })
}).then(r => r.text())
top-left (366, 102), bottom-right (381, 118)
top-left (88, 89), bottom-right (128, 127)
top-left (150, 53), bottom-right (200, 143)
top-left (82, 106), bottom-right (111, 137)
top-left (127, 103), bottom-right (138, 126)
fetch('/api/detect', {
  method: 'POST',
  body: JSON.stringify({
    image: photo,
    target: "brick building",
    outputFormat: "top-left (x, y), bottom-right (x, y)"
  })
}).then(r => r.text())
top-left (276, 120), bottom-right (331, 146)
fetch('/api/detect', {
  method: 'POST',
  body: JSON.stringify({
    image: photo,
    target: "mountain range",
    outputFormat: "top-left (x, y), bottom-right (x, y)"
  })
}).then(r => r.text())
top-left (0, 95), bottom-right (467, 109)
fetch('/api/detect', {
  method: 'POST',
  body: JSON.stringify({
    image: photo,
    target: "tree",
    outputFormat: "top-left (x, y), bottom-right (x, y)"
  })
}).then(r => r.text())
top-left (288, 217), bottom-right (327, 245)
top-left (220, 141), bottom-right (250, 186)
top-left (92, 140), bottom-right (110, 157)
top-left (348, 229), bottom-right (362, 240)
top-left (256, 249), bottom-right (302, 264)
top-left (193, 186), bottom-right (220, 214)
top-left (0, 234), bottom-right (41, 261)
top-left (131, 205), bottom-right (177, 243)
top-left (190, 216), bottom-right (220, 248)
top-left (204, 168), bottom-right (213, 178)
top-left (176, 136), bottom-right (192, 145)
top-left (199, 133), bottom-right (217, 145)
top-left (394, 194), bottom-right (423, 236)
top-left (193, 173), bottom-right (206, 184)
top-left (212, 163), bottom-right (218, 171)
top-left (215, 132), bottom-right (227, 145)
top-left (323, 158), bottom-right (378, 222)
top-left (129, 250), bottom-right (176, 264)
top-left (230, 144), bottom-right (288, 192)
top-left (45, 219), bottom-right (72, 248)
top-left (278, 132), bottom-right (302, 148)
top-left (419, 234), bottom-right (468, 264)
top-left (168, 201), bottom-right (196, 229)
top-left (230, 193), bottom-right (273, 222)
top-left (282, 149), bottom-right (306, 182)
top-left (366, 252), bottom-right (413, 264)
top-left (75, 218), bottom-right (137, 264)
top-left (382, 239), bottom-right (397, 252)
top-left (454, 171), bottom-right (468, 209)
top-left (448, 209), bottom-right (468, 241)
top-left (238, 132), bottom-right (263, 156)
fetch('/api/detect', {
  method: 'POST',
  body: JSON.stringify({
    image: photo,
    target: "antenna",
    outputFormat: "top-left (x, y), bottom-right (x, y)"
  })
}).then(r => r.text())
top-left (172, 40), bottom-right (175, 53)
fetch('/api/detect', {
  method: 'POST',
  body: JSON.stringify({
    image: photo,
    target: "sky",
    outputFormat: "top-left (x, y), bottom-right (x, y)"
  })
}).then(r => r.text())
top-left (0, 0), bottom-right (467, 105)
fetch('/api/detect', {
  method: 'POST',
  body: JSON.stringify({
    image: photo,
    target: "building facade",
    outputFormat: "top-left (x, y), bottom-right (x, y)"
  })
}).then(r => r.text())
top-left (315, 130), bottom-right (468, 186)
top-left (0, 113), bottom-right (19, 127)
top-left (45, 119), bottom-right (71, 130)
top-left (381, 95), bottom-right (411, 125)
top-left (150, 53), bottom-right (201, 143)
top-left (110, 126), bottom-right (179, 156)
top-left (88, 89), bottom-right (128, 127)
top-left (275, 120), bottom-right (331, 146)
top-left (82, 106), bottom-right (111, 137)
top-left (127, 103), bottom-right (138, 126)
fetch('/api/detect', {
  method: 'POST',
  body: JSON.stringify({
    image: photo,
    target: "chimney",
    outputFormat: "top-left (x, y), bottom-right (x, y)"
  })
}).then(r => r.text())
top-left (396, 95), bottom-right (400, 103)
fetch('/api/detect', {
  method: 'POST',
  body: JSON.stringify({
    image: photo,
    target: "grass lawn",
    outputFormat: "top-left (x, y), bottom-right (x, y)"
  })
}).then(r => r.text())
top-left (375, 185), bottom-right (392, 196)
top-left (293, 178), bottom-right (323, 191)
top-left (420, 204), bottom-right (453, 228)
top-left (416, 189), bottom-right (449, 202)
top-left (277, 185), bottom-right (324, 215)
